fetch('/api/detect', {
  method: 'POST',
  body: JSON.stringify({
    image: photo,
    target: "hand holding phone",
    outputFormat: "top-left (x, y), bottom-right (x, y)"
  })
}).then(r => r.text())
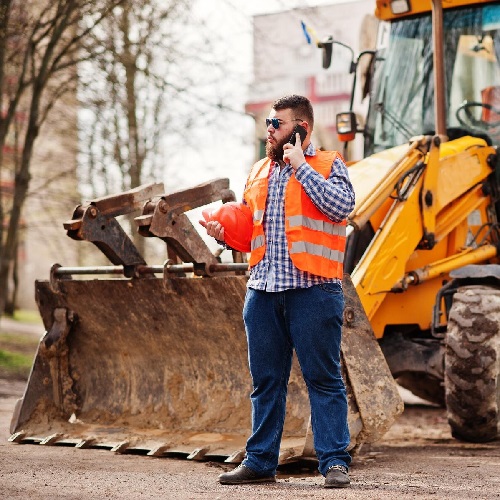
top-left (284, 124), bottom-right (307, 170)
top-left (289, 124), bottom-right (307, 146)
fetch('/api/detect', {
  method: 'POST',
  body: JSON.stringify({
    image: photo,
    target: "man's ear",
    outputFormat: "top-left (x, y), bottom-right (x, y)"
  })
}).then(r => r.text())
top-left (301, 122), bottom-right (311, 140)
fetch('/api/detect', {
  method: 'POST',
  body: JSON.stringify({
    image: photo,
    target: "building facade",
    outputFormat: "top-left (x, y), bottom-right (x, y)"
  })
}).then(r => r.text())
top-left (245, 0), bottom-right (378, 160)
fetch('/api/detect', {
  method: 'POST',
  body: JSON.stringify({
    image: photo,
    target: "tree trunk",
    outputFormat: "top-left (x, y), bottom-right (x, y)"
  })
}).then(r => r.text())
top-left (121, 1), bottom-right (144, 254)
top-left (0, 83), bottom-right (41, 314)
top-left (3, 235), bottom-right (18, 316)
top-left (0, 0), bottom-right (13, 293)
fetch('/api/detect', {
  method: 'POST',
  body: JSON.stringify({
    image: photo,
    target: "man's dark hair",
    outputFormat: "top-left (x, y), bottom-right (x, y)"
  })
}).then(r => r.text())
top-left (272, 95), bottom-right (314, 128)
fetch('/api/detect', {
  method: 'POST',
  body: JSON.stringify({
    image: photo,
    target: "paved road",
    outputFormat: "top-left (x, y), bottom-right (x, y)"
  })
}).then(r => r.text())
top-left (2, 320), bottom-right (500, 499)
top-left (2, 378), bottom-right (500, 499)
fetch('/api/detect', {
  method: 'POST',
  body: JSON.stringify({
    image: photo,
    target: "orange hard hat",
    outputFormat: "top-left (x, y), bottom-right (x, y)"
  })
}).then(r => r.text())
top-left (202, 202), bottom-right (253, 253)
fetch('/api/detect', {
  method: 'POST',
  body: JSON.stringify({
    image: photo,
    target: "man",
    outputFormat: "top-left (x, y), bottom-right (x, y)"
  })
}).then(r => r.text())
top-left (200, 95), bottom-right (355, 488)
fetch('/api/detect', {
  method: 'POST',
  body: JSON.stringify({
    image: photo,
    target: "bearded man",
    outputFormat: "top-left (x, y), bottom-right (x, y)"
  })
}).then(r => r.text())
top-left (201, 94), bottom-right (355, 489)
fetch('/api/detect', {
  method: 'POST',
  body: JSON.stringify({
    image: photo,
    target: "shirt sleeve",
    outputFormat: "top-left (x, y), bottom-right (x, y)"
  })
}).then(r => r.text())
top-left (294, 156), bottom-right (355, 222)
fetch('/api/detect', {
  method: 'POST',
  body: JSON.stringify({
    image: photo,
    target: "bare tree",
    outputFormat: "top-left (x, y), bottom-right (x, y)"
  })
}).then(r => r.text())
top-left (78, 0), bottom-right (243, 200)
top-left (0, 0), bottom-right (125, 315)
top-left (77, 0), bottom-right (247, 257)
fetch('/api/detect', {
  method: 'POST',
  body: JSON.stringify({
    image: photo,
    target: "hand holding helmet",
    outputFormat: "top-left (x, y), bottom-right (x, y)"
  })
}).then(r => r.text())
top-left (199, 202), bottom-right (253, 253)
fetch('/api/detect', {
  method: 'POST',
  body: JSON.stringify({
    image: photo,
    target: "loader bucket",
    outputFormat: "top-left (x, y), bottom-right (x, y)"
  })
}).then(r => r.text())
top-left (9, 272), bottom-right (402, 462)
top-left (9, 180), bottom-right (403, 463)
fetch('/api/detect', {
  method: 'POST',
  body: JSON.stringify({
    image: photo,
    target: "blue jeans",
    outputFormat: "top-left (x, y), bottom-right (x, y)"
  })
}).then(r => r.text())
top-left (241, 283), bottom-right (351, 477)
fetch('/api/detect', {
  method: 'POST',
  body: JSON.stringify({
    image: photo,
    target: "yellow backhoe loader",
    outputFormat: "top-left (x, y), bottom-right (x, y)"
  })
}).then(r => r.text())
top-left (323, 0), bottom-right (500, 441)
top-left (9, 0), bottom-right (500, 464)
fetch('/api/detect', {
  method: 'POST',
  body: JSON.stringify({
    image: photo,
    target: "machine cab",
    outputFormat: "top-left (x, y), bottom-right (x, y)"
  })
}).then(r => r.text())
top-left (336, 1), bottom-right (500, 156)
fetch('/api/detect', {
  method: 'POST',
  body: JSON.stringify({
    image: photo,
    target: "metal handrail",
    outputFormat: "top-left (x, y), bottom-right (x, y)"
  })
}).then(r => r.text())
top-left (52, 262), bottom-right (250, 277)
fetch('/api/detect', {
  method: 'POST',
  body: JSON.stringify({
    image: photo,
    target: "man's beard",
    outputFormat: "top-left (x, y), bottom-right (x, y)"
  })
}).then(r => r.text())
top-left (266, 137), bottom-right (287, 162)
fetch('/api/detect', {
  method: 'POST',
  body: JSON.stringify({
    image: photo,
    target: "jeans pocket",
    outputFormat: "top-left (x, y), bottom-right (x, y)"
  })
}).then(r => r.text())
top-left (318, 282), bottom-right (343, 294)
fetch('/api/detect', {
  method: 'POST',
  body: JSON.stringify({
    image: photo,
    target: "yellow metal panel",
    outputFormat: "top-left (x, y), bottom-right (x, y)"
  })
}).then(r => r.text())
top-left (421, 137), bottom-right (441, 240)
top-left (405, 235), bottom-right (449, 272)
top-left (434, 146), bottom-right (494, 213)
top-left (369, 197), bottom-right (395, 232)
top-left (375, 0), bottom-right (496, 21)
top-left (370, 243), bottom-right (498, 337)
top-left (434, 185), bottom-right (490, 242)
top-left (353, 173), bottom-right (424, 319)
top-left (370, 278), bottom-right (444, 337)
top-left (439, 136), bottom-right (487, 158)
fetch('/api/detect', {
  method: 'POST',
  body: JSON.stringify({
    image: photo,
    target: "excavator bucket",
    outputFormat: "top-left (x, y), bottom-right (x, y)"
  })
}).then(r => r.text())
top-left (10, 180), bottom-right (403, 463)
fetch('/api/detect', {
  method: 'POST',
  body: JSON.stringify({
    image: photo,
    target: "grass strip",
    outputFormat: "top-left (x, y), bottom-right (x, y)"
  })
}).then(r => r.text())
top-left (0, 349), bottom-right (34, 379)
top-left (0, 332), bottom-right (38, 380)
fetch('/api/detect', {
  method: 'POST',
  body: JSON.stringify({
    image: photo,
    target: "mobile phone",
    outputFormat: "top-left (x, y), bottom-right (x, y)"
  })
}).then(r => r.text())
top-left (289, 124), bottom-right (307, 145)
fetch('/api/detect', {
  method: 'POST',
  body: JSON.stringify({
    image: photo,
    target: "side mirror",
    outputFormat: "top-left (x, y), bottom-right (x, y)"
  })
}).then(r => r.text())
top-left (317, 36), bottom-right (356, 72)
top-left (317, 37), bottom-right (333, 69)
top-left (336, 112), bottom-right (357, 142)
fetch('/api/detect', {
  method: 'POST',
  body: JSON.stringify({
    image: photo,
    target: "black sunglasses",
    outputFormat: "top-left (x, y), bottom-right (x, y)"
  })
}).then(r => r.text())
top-left (265, 118), bottom-right (302, 129)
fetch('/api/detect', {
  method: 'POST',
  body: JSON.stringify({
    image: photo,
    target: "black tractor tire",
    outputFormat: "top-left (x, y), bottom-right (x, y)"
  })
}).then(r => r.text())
top-left (445, 285), bottom-right (500, 442)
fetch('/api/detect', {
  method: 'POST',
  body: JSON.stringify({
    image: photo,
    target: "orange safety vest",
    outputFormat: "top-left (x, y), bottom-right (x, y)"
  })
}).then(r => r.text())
top-left (243, 151), bottom-right (347, 279)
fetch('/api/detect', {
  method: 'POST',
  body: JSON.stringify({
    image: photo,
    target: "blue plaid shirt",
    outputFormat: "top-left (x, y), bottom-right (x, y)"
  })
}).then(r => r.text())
top-left (247, 143), bottom-right (355, 292)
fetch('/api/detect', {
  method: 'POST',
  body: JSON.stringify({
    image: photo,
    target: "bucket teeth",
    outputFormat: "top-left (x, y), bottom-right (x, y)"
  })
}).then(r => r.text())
top-left (187, 447), bottom-right (210, 460)
top-left (147, 444), bottom-right (171, 457)
top-left (111, 441), bottom-right (130, 454)
top-left (75, 438), bottom-right (97, 449)
top-left (278, 448), bottom-right (296, 464)
top-left (224, 449), bottom-right (246, 463)
top-left (8, 432), bottom-right (27, 443)
top-left (40, 433), bottom-right (63, 445)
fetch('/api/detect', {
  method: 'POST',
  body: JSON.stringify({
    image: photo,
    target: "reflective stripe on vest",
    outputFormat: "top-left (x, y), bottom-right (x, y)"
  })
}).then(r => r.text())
top-left (253, 209), bottom-right (264, 223)
top-left (290, 241), bottom-right (344, 262)
top-left (287, 215), bottom-right (347, 237)
top-left (251, 234), bottom-right (265, 251)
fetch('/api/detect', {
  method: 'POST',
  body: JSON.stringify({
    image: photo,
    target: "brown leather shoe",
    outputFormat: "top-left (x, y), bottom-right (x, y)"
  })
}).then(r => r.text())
top-left (218, 464), bottom-right (276, 485)
top-left (324, 464), bottom-right (350, 488)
